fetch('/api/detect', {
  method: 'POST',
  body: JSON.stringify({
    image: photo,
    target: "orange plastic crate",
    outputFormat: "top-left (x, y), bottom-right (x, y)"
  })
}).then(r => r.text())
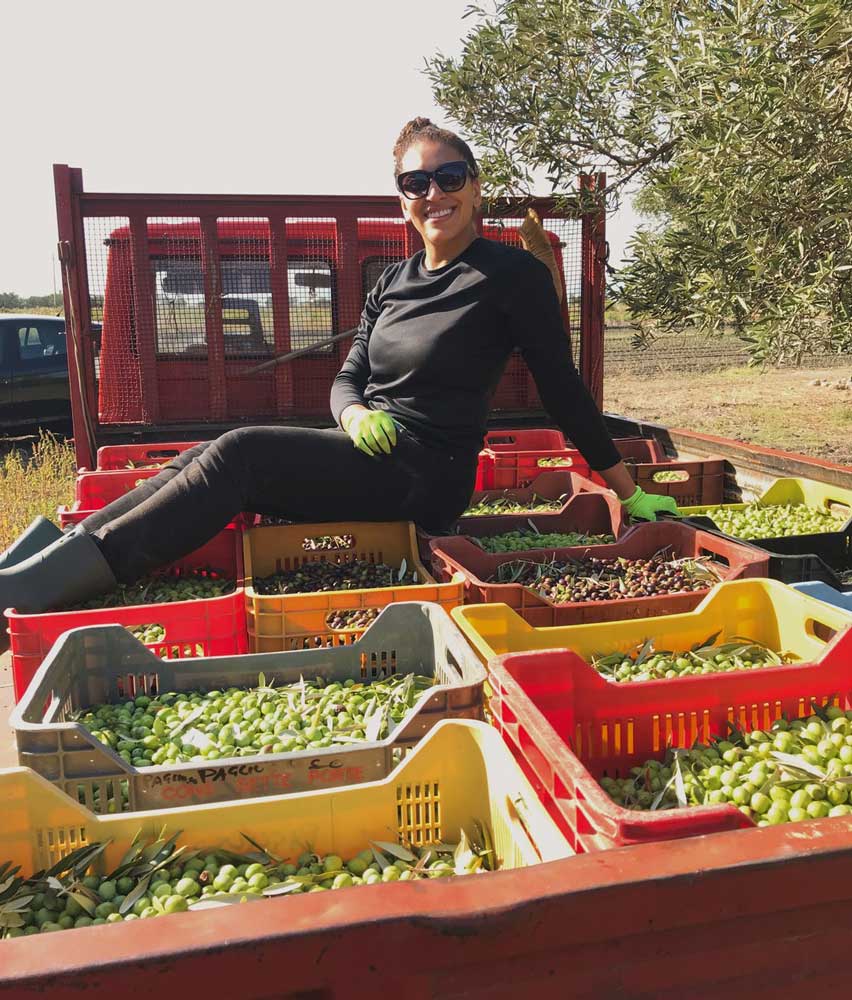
top-left (244, 521), bottom-right (465, 651)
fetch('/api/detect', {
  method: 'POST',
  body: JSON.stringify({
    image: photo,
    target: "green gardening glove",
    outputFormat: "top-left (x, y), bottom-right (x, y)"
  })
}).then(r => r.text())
top-left (344, 408), bottom-right (398, 457)
top-left (621, 485), bottom-right (680, 522)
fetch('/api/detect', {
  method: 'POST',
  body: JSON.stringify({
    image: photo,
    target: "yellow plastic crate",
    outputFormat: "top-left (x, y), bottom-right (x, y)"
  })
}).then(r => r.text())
top-left (243, 521), bottom-right (465, 652)
top-left (452, 579), bottom-right (852, 664)
top-left (0, 721), bottom-right (571, 877)
top-left (680, 477), bottom-right (852, 526)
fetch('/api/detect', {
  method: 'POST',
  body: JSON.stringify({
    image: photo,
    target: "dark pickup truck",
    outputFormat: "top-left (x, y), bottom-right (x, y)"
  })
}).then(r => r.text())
top-left (0, 314), bottom-right (71, 429)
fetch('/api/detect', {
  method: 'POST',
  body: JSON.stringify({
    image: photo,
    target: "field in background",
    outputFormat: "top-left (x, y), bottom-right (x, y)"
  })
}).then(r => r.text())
top-left (604, 366), bottom-right (852, 466)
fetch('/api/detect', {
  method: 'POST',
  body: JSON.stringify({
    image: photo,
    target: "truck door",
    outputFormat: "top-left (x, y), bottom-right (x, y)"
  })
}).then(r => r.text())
top-left (10, 321), bottom-right (71, 423)
top-left (0, 323), bottom-right (12, 424)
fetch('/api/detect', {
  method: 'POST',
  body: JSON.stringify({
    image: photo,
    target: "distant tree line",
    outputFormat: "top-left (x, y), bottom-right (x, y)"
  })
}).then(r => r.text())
top-left (0, 292), bottom-right (62, 309)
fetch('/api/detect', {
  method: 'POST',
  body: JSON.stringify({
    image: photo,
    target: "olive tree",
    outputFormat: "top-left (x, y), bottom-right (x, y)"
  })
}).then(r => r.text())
top-left (426, 0), bottom-right (852, 362)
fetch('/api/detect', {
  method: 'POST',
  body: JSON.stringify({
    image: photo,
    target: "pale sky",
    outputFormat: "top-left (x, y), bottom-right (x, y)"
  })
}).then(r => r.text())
top-left (1, 0), bottom-right (638, 296)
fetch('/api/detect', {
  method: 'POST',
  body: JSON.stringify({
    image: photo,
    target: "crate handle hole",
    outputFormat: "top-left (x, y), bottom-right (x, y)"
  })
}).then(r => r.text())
top-left (126, 623), bottom-right (166, 645)
top-left (302, 533), bottom-right (356, 551)
top-left (652, 469), bottom-right (690, 483)
top-left (808, 619), bottom-right (837, 643)
top-left (324, 607), bottom-right (378, 633)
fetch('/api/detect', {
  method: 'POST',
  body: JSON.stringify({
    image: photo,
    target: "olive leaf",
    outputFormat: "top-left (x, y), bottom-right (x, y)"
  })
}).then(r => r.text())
top-left (370, 841), bottom-right (417, 863)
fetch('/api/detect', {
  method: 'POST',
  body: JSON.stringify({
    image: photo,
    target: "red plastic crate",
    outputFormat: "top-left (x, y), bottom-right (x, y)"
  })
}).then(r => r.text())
top-left (627, 457), bottom-right (727, 507)
top-left (476, 447), bottom-right (593, 490)
top-left (74, 467), bottom-right (161, 505)
top-left (95, 440), bottom-right (202, 471)
top-left (487, 624), bottom-right (852, 852)
top-left (476, 436), bottom-right (666, 491)
top-left (418, 491), bottom-right (627, 565)
top-left (483, 428), bottom-right (569, 451)
top-left (429, 520), bottom-right (769, 627)
top-left (6, 530), bottom-right (247, 703)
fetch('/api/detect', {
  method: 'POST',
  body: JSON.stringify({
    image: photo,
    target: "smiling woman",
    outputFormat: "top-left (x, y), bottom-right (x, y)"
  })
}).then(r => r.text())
top-left (0, 118), bottom-right (675, 617)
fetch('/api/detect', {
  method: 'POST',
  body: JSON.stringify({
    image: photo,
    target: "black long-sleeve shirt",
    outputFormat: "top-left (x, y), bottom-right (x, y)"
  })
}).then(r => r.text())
top-left (330, 236), bottom-right (621, 470)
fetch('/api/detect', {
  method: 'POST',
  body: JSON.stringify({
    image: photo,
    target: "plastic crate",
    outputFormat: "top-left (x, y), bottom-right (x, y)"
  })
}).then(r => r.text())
top-left (430, 521), bottom-right (769, 628)
top-left (243, 521), bottom-right (465, 652)
top-left (487, 622), bottom-right (852, 851)
top-left (11, 604), bottom-right (485, 813)
top-left (474, 436), bottom-right (667, 492)
top-left (791, 581), bottom-right (852, 613)
top-left (417, 490), bottom-right (627, 565)
top-left (74, 467), bottom-right (162, 505)
top-left (6, 530), bottom-right (246, 704)
top-left (483, 428), bottom-right (569, 451)
top-left (476, 437), bottom-right (667, 492)
top-left (680, 477), bottom-right (852, 549)
top-left (626, 457), bottom-right (726, 508)
top-left (451, 578), bottom-right (852, 665)
top-left (95, 440), bottom-right (202, 471)
top-left (460, 469), bottom-right (615, 527)
top-left (1, 720), bottom-right (570, 877)
top-left (764, 542), bottom-right (852, 591)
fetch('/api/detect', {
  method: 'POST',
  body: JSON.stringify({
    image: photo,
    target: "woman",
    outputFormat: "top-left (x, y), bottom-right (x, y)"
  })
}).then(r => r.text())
top-left (0, 118), bottom-right (676, 614)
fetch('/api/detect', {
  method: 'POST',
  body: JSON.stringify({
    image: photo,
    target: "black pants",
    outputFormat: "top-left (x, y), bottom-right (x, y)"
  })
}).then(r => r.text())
top-left (82, 426), bottom-right (478, 582)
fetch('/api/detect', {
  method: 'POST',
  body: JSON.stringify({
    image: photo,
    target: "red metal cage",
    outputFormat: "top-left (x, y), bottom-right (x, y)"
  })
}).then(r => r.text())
top-left (55, 166), bottom-right (606, 469)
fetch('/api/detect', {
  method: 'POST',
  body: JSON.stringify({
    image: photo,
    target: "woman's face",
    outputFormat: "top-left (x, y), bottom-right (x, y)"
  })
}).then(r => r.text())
top-left (397, 139), bottom-right (482, 254)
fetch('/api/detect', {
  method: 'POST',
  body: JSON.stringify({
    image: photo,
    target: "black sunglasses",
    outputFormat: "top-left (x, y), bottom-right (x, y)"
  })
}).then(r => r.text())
top-left (395, 160), bottom-right (474, 200)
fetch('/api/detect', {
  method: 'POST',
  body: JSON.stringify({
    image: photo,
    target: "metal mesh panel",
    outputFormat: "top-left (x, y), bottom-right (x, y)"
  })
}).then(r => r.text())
top-left (84, 216), bottom-right (139, 423)
top-left (148, 217), bottom-right (204, 356)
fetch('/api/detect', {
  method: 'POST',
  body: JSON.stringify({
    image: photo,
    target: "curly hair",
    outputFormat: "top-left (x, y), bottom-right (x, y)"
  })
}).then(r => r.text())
top-left (392, 117), bottom-right (479, 178)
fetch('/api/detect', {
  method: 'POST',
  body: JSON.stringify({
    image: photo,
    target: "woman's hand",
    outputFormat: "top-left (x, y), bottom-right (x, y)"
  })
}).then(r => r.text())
top-left (621, 485), bottom-right (680, 522)
top-left (342, 406), bottom-right (398, 457)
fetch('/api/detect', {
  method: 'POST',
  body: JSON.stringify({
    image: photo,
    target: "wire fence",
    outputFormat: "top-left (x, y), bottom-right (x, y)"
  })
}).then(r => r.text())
top-left (605, 324), bottom-right (851, 374)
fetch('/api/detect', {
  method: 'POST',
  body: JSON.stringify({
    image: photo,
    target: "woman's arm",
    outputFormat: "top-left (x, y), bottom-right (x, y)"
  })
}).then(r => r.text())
top-left (508, 255), bottom-right (626, 483)
top-left (329, 263), bottom-right (396, 427)
top-left (508, 256), bottom-right (678, 517)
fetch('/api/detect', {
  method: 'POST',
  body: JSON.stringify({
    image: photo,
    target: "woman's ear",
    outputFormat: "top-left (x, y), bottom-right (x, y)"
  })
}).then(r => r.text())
top-left (399, 195), bottom-right (412, 222)
top-left (472, 176), bottom-right (482, 211)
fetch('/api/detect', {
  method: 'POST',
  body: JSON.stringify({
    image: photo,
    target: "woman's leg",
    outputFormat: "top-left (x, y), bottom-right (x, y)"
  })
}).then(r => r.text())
top-left (91, 426), bottom-right (427, 581)
top-left (80, 442), bottom-right (212, 533)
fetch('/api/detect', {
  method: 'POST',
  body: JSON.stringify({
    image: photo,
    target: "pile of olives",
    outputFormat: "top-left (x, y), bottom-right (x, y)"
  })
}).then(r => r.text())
top-left (536, 457), bottom-right (574, 468)
top-left (702, 502), bottom-right (847, 539)
top-left (591, 636), bottom-right (796, 683)
top-left (0, 831), bottom-right (492, 938)
top-left (324, 607), bottom-right (379, 631)
top-left (493, 552), bottom-right (718, 604)
top-left (462, 495), bottom-right (565, 517)
top-left (74, 673), bottom-right (436, 767)
top-left (474, 529), bottom-right (615, 553)
top-left (600, 707), bottom-right (852, 827)
top-left (254, 559), bottom-right (418, 595)
top-left (69, 569), bottom-right (234, 611)
top-left (651, 470), bottom-right (689, 483)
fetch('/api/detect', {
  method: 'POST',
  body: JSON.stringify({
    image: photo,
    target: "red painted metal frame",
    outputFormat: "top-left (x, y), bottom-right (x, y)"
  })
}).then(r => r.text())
top-left (4, 818), bottom-right (852, 997)
top-left (53, 166), bottom-right (604, 470)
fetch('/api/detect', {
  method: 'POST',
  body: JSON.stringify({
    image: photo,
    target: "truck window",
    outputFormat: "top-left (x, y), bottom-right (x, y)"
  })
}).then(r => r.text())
top-left (16, 324), bottom-right (67, 361)
top-left (152, 259), bottom-right (334, 354)
top-left (362, 258), bottom-right (397, 297)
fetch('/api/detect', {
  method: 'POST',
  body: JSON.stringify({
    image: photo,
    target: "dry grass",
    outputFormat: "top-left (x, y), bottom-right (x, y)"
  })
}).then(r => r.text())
top-left (604, 366), bottom-right (852, 466)
top-left (0, 433), bottom-right (76, 551)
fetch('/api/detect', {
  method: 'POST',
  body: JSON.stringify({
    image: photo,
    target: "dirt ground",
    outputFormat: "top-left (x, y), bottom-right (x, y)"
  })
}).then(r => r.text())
top-left (603, 365), bottom-right (852, 466)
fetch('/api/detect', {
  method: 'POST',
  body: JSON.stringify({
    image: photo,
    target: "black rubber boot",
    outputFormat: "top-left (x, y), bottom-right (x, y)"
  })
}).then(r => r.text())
top-left (0, 516), bottom-right (63, 572)
top-left (0, 527), bottom-right (117, 615)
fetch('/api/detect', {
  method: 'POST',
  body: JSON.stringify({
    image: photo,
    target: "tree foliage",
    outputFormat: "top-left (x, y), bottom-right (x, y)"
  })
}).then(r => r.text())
top-left (426, 0), bottom-right (852, 362)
